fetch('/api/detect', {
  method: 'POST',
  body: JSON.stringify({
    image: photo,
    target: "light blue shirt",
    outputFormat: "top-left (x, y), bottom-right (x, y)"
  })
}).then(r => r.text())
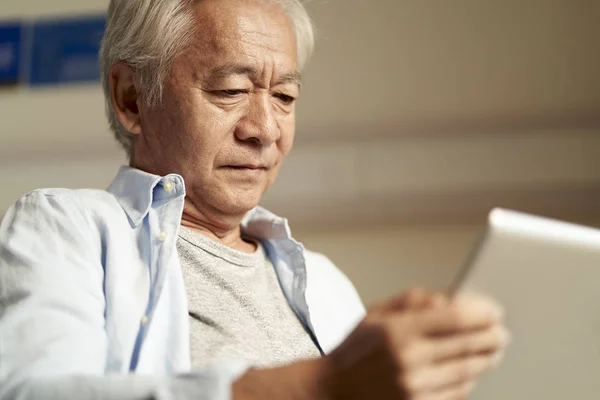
top-left (0, 167), bottom-right (365, 399)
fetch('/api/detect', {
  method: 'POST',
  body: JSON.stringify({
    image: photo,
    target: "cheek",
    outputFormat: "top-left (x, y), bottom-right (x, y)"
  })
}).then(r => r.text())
top-left (279, 137), bottom-right (294, 160)
top-left (177, 96), bottom-right (239, 156)
top-left (142, 88), bottom-right (190, 148)
top-left (277, 116), bottom-right (296, 156)
top-left (267, 120), bottom-right (294, 184)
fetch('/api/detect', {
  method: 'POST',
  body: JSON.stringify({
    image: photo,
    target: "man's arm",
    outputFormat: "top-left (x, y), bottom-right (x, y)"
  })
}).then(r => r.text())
top-left (234, 291), bottom-right (508, 400)
top-left (8, 366), bottom-right (250, 400)
top-left (0, 191), bottom-right (508, 400)
top-left (0, 191), bottom-right (250, 400)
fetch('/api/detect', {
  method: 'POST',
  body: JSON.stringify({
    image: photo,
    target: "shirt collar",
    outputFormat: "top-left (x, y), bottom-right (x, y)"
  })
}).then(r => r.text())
top-left (241, 206), bottom-right (293, 241)
top-left (107, 166), bottom-right (185, 227)
top-left (107, 166), bottom-right (293, 239)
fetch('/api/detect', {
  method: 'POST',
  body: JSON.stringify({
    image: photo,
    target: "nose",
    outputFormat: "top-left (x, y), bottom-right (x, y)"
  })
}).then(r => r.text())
top-left (235, 94), bottom-right (280, 146)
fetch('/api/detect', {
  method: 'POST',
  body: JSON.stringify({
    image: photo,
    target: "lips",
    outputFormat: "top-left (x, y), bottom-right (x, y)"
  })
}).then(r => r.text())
top-left (223, 163), bottom-right (269, 170)
top-left (230, 165), bottom-right (265, 170)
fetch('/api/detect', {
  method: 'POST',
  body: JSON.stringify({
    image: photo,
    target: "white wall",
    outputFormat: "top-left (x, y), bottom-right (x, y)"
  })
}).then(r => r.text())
top-left (1, 0), bottom-right (599, 304)
top-left (296, 223), bottom-right (483, 304)
top-left (0, 0), bottom-right (107, 18)
top-left (4, 0), bottom-right (598, 135)
top-left (295, 217), bottom-right (600, 304)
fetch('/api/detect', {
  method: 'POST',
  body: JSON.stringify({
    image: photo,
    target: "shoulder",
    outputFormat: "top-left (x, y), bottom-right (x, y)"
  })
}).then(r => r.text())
top-left (302, 248), bottom-right (366, 352)
top-left (303, 248), bottom-right (366, 315)
top-left (11, 187), bottom-right (117, 207)
top-left (3, 188), bottom-right (125, 232)
top-left (304, 249), bottom-right (354, 287)
top-left (30, 187), bottom-right (118, 207)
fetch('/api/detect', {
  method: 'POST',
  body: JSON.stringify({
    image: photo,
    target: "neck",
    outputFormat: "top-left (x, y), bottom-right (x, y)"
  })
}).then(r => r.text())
top-left (129, 157), bottom-right (257, 254)
top-left (180, 199), bottom-right (256, 253)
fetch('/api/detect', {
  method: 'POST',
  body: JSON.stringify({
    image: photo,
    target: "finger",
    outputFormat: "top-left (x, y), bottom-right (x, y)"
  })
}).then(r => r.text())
top-left (428, 293), bottom-right (449, 308)
top-left (384, 288), bottom-right (433, 311)
top-left (452, 292), bottom-right (504, 319)
top-left (414, 381), bottom-right (476, 400)
top-left (416, 297), bottom-right (503, 335)
top-left (424, 325), bottom-right (510, 362)
top-left (408, 354), bottom-right (496, 391)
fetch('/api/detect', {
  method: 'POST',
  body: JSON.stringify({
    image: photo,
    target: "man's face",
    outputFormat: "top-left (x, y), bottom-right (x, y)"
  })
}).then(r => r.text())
top-left (135, 0), bottom-right (298, 216)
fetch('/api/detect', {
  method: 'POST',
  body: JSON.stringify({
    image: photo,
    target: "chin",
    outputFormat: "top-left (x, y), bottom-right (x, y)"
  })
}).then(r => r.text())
top-left (219, 190), bottom-right (264, 215)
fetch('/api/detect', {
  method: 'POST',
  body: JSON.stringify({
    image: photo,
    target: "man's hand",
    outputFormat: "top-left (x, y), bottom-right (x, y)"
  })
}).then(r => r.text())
top-left (233, 289), bottom-right (509, 400)
top-left (321, 289), bottom-right (509, 400)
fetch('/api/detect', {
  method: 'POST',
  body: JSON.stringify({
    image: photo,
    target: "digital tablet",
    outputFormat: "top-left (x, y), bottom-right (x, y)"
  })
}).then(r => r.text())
top-left (452, 208), bottom-right (600, 400)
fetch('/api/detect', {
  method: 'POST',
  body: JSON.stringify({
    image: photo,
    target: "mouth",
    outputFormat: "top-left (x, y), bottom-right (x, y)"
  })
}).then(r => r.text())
top-left (219, 165), bottom-right (269, 178)
top-left (223, 164), bottom-right (268, 171)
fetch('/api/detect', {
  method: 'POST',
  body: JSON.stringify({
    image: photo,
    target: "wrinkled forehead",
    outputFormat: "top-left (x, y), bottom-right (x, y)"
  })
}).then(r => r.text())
top-left (189, 0), bottom-right (297, 65)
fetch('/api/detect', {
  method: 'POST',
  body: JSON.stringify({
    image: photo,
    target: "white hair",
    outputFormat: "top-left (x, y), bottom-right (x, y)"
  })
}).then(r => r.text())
top-left (100, 0), bottom-right (315, 157)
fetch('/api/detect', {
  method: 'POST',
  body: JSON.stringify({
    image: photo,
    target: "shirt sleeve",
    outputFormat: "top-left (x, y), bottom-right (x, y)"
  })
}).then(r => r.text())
top-left (0, 191), bottom-right (250, 400)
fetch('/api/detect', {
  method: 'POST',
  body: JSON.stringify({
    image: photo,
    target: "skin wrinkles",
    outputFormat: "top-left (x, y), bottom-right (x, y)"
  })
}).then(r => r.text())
top-left (125, 0), bottom-right (299, 252)
top-left (105, 1), bottom-right (511, 397)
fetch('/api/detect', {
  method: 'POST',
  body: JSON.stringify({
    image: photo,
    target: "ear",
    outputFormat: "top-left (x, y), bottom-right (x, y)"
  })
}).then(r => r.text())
top-left (109, 63), bottom-right (142, 135)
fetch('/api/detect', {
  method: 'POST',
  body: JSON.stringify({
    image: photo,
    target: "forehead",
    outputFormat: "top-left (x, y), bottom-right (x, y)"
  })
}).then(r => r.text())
top-left (188, 0), bottom-right (297, 68)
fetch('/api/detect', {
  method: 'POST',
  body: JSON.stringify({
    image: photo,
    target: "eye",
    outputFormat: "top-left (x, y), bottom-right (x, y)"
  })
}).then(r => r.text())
top-left (218, 89), bottom-right (248, 97)
top-left (274, 93), bottom-right (296, 105)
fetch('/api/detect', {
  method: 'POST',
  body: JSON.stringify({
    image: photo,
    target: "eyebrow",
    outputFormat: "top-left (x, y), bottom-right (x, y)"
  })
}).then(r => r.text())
top-left (206, 64), bottom-right (302, 87)
top-left (278, 72), bottom-right (302, 87)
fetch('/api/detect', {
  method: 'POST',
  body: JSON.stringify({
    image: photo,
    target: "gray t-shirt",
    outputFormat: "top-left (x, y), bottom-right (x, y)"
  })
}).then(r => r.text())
top-left (177, 226), bottom-right (321, 369)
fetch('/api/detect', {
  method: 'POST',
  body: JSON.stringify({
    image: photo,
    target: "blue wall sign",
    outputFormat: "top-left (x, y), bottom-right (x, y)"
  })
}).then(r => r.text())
top-left (29, 15), bottom-right (106, 86)
top-left (0, 23), bottom-right (22, 84)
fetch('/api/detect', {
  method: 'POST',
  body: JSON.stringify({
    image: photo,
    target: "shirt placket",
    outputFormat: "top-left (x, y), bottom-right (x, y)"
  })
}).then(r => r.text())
top-left (129, 176), bottom-right (185, 371)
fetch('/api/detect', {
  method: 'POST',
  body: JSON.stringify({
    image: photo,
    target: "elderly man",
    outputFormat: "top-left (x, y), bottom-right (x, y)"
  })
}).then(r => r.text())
top-left (0, 0), bottom-right (508, 399)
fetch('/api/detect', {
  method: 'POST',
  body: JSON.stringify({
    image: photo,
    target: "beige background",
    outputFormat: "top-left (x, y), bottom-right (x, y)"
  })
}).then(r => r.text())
top-left (0, 0), bottom-right (599, 304)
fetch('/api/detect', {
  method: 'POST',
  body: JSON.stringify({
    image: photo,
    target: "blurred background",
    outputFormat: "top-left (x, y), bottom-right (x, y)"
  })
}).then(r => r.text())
top-left (0, 0), bottom-right (599, 304)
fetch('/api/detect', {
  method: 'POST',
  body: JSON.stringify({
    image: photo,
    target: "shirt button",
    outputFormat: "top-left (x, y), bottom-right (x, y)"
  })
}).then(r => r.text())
top-left (158, 231), bottom-right (168, 242)
top-left (164, 180), bottom-right (174, 193)
top-left (141, 315), bottom-right (148, 326)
